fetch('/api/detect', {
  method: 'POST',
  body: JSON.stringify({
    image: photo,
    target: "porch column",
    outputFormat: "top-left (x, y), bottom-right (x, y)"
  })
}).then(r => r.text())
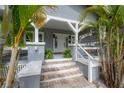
top-left (75, 23), bottom-right (80, 61)
top-left (75, 32), bottom-right (78, 61)
top-left (88, 60), bottom-right (93, 82)
top-left (27, 22), bottom-right (45, 62)
top-left (34, 27), bottom-right (39, 42)
top-left (67, 22), bottom-right (79, 61)
top-left (30, 22), bottom-right (39, 43)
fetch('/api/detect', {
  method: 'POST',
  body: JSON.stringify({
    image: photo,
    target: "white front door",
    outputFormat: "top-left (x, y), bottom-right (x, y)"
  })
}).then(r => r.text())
top-left (53, 33), bottom-right (67, 53)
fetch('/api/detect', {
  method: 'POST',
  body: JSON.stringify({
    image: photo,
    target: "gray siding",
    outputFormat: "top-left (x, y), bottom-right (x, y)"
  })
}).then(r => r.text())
top-left (25, 5), bottom-right (98, 50)
top-left (47, 5), bottom-right (97, 22)
top-left (41, 28), bottom-right (74, 50)
top-left (42, 28), bottom-right (97, 50)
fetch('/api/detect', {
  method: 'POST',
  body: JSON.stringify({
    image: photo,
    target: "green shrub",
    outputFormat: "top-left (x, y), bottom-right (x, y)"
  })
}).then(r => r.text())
top-left (63, 48), bottom-right (72, 58)
top-left (45, 48), bottom-right (53, 59)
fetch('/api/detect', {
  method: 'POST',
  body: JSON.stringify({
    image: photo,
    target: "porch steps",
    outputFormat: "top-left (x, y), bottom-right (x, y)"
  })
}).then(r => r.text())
top-left (42, 61), bottom-right (76, 68)
top-left (42, 67), bottom-right (79, 75)
top-left (40, 60), bottom-right (96, 88)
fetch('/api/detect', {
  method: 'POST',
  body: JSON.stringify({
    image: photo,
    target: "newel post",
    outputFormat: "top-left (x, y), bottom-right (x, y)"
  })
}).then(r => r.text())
top-left (88, 58), bottom-right (93, 82)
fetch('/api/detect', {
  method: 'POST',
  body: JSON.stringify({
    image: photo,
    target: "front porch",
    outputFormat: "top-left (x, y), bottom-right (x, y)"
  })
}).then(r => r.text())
top-left (1, 15), bottom-right (101, 88)
top-left (20, 15), bottom-right (100, 87)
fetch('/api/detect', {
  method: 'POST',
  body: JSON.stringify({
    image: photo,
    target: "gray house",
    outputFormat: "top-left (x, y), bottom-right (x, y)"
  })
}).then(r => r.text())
top-left (24, 5), bottom-right (97, 54)
top-left (1, 5), bottom-right (101, 88)
top-left (0, 5), bottom-right (97, 57)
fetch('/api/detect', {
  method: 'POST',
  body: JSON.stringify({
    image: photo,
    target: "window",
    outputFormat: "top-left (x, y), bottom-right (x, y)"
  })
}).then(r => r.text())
top-left (72, 36), bottom-right (75, 44)
top-left (66, 37), bottom-right (68, 48)
top-left (53, 34), bottom-right (58, 48)
top-left (68, 35), bottom-right (75, 44)
top-left (39, 32), bottom-right (44, 42)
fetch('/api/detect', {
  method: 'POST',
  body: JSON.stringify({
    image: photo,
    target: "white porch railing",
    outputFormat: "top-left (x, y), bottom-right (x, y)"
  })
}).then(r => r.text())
top-left (76, 43), bottom-right (101, 82)
top-left (77, 43), bottom-right (100, 66)
top-left (77, 43), bottom-right (94, 59)
top-left (0, 64), bottom-right (26, 79)
top-left (79, 32), bottom-right (93, 43)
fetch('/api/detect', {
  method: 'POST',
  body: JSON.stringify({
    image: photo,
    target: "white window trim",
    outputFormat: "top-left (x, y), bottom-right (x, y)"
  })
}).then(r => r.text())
top-left (24, 31), bottom-right (44, 43)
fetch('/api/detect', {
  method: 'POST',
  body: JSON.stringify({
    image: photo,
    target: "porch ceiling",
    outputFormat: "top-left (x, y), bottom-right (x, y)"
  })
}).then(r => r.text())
top-left (44, 19), bottom-right (73, 31)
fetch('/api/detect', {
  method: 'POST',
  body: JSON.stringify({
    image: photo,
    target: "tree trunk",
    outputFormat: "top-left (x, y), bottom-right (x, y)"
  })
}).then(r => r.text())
top-left (0, 44), bottom-right (4, 63)
top-left (5, 44), bottom-right (19, 88)
top-left (0, 5), bottom-right (10, 63)
top-left (5, 26), bottom-right (25, 88)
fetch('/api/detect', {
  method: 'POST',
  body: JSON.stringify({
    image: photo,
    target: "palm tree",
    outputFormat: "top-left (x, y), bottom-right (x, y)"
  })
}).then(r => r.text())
top-left (5, 5), bottom-right (54, 88)
top-left (80, 5), bottom-right (124, 88)
top-left (0, 6), bottom-right (10, 63)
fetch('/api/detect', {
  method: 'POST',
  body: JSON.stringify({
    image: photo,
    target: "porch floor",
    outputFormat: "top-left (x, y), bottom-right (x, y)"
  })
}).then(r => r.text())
top-left (40, 60), bottom-right (96, 88)
top-left (53, 54), bottom-right (64, 59)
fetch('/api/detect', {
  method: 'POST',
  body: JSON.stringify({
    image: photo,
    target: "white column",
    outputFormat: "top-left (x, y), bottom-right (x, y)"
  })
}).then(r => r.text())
top-left (75, 23), bottom-right (79, 61)
top-left (75, 32), bottom-right (78, 61)
top-left (35, 27), bottom-right (39, 42)
top-left (88, 60), bottom-right (93, 82)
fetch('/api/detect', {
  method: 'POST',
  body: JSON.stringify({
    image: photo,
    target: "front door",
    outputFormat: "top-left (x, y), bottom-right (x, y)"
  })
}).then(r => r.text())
top-left (53, 33), bottom-right (67, 53)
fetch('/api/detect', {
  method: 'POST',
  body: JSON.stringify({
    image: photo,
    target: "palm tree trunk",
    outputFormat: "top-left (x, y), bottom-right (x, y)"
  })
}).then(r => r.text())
top-left (5, 27), bottom-right (25, 88)
top-left (0, 5), bottom-right (10, 63)
top-left (5, 44), bottom-right (19, 88)
top-left (0, 44), bottom-right (4, 62)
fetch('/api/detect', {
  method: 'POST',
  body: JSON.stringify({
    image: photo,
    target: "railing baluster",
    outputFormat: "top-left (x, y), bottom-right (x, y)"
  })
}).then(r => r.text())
top-left (0, 64), bottom-right (26, 80)
top-left (77, 43), bottom-right (94, 60)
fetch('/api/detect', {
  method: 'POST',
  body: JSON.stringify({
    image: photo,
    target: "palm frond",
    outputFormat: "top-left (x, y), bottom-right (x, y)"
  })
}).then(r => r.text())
top-left (0, 6), bottom-right (10, 38)
top-left (18, 5), bottom-right (40, 27)
top-left (32, 5), bottom-right (56, 29)
top-left (80, 21), bottom-right (96, 32)
top-left (80, 5), bottom-right (124, 87)
top-left (80, 5), bottom-right (108, 22)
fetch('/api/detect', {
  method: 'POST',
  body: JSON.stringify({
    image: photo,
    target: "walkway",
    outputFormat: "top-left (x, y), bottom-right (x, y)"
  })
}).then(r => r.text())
top-left (40, 60), bottom-right (96, 88)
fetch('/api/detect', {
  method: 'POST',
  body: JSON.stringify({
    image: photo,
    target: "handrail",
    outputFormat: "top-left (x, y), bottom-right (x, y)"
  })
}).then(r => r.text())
top-left (79, 42), bottom-right (99, 47)
top-left (77, 43), bottom-right (94, 60)
top-left (77, 50), bottom-right (84, 58)
top-left (79, 33), bottom-right (92, 42)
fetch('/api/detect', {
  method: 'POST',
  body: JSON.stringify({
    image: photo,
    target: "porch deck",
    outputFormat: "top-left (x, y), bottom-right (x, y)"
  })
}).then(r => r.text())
top-left (53, 54), bottom-right (64, 59)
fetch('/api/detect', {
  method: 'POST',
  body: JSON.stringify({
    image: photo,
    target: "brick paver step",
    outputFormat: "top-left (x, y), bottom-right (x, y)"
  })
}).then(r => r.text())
top-left (42, 65), bottom-right (78, 73)
top-left (42, 61), bottom-right (72, 65)
top-left (40, 76), bottom-right (96, 88)
top-left (41, 69), bottom-right (82, 80)
top-left (40, 60), bottom-right (96, 88)
top-left (41, 73), bottom-right (83, 83)
top-left (42, 62), bottom-right (76, 68)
